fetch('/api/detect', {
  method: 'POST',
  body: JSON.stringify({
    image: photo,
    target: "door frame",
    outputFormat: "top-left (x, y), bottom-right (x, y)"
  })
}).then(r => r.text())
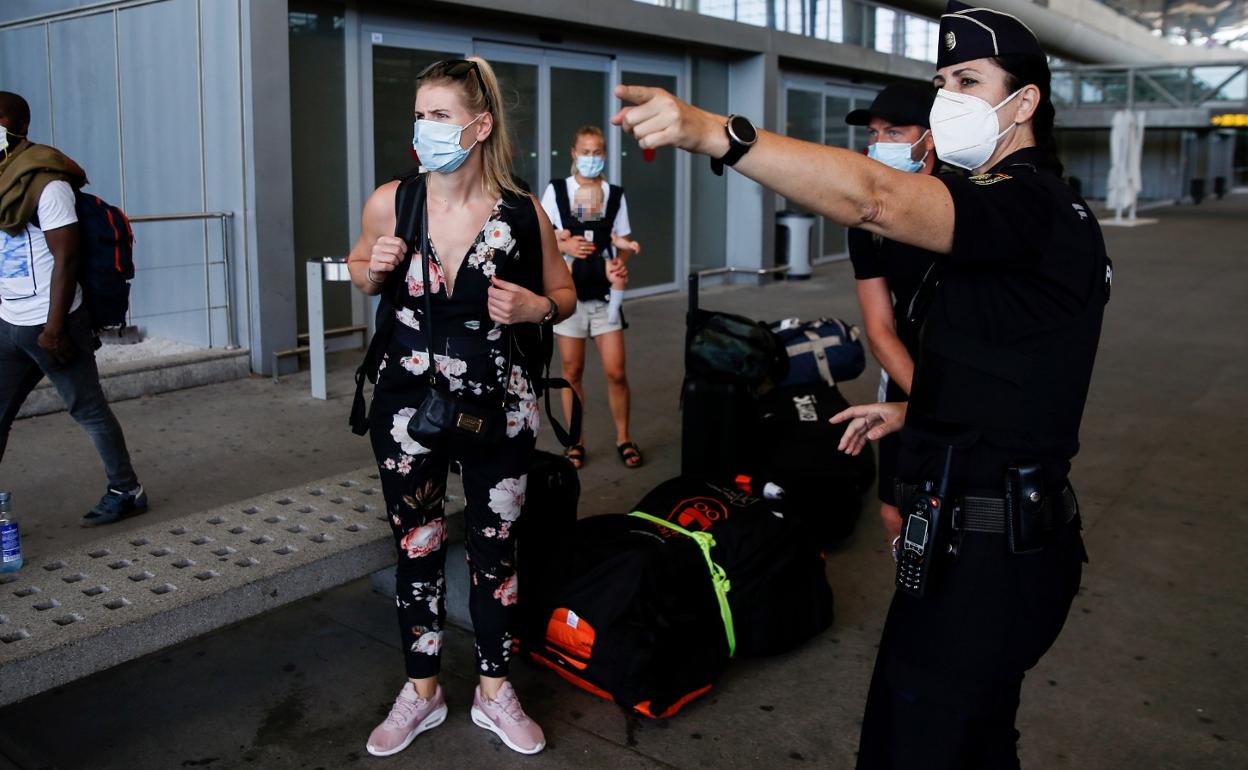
top-left (613, 55), bottom-right (688, 297)
top-left (350, 14), bottom-right (686, 301)
top-left (779, 74), bottom-right (878, 262)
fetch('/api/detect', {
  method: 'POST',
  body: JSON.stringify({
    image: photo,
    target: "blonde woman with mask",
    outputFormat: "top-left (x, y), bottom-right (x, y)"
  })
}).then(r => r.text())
top-left (348, 57), bottom-right (575, 757)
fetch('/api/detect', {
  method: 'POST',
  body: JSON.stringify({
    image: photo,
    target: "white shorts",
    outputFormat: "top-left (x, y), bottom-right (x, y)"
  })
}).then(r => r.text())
top-left (552, 299), bottom-right (623, 339)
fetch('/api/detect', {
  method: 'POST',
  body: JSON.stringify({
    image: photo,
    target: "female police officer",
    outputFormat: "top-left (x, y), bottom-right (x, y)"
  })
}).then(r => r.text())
top-left (613, 3), bottom-right (1108, 767)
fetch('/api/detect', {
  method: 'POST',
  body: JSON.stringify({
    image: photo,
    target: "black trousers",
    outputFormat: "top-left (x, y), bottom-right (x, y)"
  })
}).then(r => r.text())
top-left (856, 519), bottom-right (1085, 769)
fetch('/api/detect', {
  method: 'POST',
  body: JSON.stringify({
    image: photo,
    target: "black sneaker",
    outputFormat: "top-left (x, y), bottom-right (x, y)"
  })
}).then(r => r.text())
top-left (82, 485), bottom-right (149, 526)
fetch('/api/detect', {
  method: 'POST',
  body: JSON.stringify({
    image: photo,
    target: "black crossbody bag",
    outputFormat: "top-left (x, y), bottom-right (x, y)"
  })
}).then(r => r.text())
top-left (406, 201), bottom-right (509, 448)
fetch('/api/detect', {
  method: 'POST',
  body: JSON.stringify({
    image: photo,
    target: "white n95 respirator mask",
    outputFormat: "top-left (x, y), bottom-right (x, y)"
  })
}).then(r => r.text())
top-left (929, 88), bottom-right (1023, 171)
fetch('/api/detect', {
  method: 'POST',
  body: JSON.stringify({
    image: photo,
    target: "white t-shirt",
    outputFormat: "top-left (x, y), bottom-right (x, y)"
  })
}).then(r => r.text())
top-left (540, 177), bottom-right (631, 238)
top-left (0, 180), bottom-right (82, 326)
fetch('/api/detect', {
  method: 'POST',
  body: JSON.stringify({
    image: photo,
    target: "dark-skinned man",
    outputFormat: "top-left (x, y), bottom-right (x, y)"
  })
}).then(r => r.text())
top-left (0, 91), bottom-right (146, 526)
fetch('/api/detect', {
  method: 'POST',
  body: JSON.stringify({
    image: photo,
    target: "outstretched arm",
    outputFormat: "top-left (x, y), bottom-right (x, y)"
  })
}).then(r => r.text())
top-left (612, 85), bottom-right (955, 254)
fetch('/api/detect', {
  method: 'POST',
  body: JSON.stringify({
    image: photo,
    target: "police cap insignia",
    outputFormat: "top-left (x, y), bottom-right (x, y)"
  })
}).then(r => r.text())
top-left (936, 1), bottom-right (1044, 70)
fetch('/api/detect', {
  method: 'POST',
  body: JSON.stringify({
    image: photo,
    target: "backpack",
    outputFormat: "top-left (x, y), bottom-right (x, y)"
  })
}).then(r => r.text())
top-left (34, 191), bottom-right (135, 331)
top-left (686, 309), bottom-right (788, 387)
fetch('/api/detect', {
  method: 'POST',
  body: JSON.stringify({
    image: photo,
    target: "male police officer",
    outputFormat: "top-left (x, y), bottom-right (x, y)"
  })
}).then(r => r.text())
top-left (845, 83), bottom-right (942, 548)
top-left (611, 1), bottom-right (1108, 766)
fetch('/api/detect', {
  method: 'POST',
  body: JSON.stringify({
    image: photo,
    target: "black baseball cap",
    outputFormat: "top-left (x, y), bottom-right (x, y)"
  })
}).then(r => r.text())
top-left (845, 82), bottom-right (936, 129)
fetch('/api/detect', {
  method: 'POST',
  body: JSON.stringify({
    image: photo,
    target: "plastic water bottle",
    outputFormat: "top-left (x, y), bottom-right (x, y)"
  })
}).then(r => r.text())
top-left (0, 492), bottom-right (22, 572)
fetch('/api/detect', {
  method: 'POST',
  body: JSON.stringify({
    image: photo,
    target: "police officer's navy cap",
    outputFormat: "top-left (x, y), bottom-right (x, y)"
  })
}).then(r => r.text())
top-left (845, 82), bottom-right (936, 128)
top-left (937, 1), bottom-right (1044, 70)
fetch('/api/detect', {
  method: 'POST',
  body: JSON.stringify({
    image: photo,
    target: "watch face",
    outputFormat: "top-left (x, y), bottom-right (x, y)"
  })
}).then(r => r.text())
top-left (729, 115), bottom-right (757, 145)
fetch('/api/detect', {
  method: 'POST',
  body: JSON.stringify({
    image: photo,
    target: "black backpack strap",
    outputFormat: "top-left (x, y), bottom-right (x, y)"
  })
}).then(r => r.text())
top-left (543, 370), bottom-right (582, 448)
top-left (502, 190), bottom-right (583, 449)
top-left (550, 180), bottom-right (573, 229)
top-left (605, 184), bottom-right (623, 233)
top-left (349, 175), bottom-right (426, 435)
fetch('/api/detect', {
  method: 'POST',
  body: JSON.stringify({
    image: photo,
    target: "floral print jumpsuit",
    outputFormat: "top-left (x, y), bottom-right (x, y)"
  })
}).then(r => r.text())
top-left (369, 200), bottom-right (539, 679)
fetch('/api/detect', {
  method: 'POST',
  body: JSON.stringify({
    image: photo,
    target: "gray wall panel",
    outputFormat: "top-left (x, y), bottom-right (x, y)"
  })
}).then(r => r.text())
top-left (0, 1), bottom-right (101, 25)
top-left (200, 0), bottom-right (247, 349)
top-left (117, 0), bottom-right (208, 343)
top-left (0, 26), bottom-right (54, 144)
top-left (117, 0), bottom-right (203, 214)
top-left (130, 262), bottom-right (207, 317)
top-left (48, 13), bottom-right (122, 203)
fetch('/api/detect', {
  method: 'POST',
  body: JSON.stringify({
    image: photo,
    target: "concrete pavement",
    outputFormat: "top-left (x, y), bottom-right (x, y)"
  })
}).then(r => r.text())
top-left (0, 195), bottom-right (1245, 768)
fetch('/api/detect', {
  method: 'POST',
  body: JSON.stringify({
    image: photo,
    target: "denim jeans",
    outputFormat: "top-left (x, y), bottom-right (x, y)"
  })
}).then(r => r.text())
top-left (0, 308), bottom-right (139, 491)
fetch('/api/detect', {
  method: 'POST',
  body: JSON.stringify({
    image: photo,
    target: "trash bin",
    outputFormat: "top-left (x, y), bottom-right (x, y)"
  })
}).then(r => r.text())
top-left (1190, 178), bottom-right (1206, 205)
top-left (777, 211), bottom-right (816, 281)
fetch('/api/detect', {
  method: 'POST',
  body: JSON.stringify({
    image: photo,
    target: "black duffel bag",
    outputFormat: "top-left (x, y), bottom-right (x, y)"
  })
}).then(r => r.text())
top-left (528, 512), bottom-right (730, 719)
top-left (633, 476), bottom-right (834, 658)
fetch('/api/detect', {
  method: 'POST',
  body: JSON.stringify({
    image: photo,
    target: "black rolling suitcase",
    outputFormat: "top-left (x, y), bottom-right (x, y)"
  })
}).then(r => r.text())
top-left (515, 450), bottom-right (580, 656)
top-left (680, 272), bottom-right (786, 480)
top-left (755, 381), bottom-right (876, 543)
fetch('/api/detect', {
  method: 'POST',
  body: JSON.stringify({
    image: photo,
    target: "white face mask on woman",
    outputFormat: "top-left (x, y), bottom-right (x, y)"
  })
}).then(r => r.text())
top-left (929, 88), bottom-right (1023, 171)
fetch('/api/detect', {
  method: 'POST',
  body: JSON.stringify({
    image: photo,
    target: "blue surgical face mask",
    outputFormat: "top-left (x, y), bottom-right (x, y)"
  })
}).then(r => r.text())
top-left (412, 113), bottom-right (483, 174)
top-left (867, 129), bottom-right (930, 173)
top-left (575, 154), bottom-right (605, 178)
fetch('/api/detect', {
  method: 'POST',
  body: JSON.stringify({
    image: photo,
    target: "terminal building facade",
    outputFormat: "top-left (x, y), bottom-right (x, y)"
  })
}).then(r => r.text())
top-left (1, 0), bottom-right (1244, 374)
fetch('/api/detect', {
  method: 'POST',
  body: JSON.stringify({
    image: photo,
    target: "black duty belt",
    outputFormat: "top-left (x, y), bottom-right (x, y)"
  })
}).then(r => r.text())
top-left (897, 483), bottom-right (1079, 534)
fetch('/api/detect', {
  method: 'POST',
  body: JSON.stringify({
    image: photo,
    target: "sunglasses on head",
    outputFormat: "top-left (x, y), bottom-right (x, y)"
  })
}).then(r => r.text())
top-left (418, 59), bottom-right (493, 115)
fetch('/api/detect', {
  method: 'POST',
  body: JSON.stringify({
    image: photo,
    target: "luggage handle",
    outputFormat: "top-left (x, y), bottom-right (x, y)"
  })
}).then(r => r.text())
top-left (688, 265), bottom-right (791, 318)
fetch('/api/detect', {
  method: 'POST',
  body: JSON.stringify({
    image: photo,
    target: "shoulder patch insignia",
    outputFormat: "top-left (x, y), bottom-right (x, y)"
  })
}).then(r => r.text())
top-left (968, 173), bottom-right (1012, 186)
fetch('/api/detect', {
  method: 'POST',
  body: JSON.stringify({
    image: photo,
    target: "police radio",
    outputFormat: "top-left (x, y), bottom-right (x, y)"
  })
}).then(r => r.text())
top-left (896, 446), bottom-right (954, 598)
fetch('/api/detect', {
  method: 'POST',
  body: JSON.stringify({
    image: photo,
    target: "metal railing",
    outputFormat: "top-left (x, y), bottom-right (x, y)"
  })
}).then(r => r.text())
top-left (1051, 61), bottom-right (1248, 112)
top-left (126, 211), bottom-right (238, 349)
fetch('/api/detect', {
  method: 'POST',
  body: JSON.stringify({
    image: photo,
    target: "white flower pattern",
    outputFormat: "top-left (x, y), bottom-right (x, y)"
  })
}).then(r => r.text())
top-left (488, 475), bottom-right (527, 522)
top-left (483, 219), bottom-right (514, 251)
top-left (390, 408), bottom-right (432, 456)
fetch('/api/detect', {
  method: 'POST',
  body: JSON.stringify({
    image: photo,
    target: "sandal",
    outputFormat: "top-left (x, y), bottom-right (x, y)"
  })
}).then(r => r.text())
top-left (564, 444), bottom-right (586, 470)
top-left (616, 441), bottom-right (643, 469)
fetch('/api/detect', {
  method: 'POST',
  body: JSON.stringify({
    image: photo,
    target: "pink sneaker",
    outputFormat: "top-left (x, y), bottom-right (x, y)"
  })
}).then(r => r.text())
top-left (365, 682), bottom-right (447, 757)
top-left (470, 682), bottom-right (546, 754)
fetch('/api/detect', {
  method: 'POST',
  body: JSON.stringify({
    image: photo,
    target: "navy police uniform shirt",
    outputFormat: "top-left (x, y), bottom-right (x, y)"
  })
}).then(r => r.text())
top-left (900, 146), bottom-right (1110, 490)
top-left (847, 228), bottom-right (934, 367)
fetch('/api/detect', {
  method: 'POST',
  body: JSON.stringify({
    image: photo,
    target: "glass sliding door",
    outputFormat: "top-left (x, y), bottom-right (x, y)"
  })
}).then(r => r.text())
top-left (489, 59), bottom-right (540, 191)
top-left (823, 95), bottom-right (854, 258)
top-left (371, 43), bottom-right (463, 186)
top-left (549, 65), bottom-right (609, 185)
top-left (781, 79), bottom-right (877, 261)
top-left (619, 70), bottom-right (679, 291)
